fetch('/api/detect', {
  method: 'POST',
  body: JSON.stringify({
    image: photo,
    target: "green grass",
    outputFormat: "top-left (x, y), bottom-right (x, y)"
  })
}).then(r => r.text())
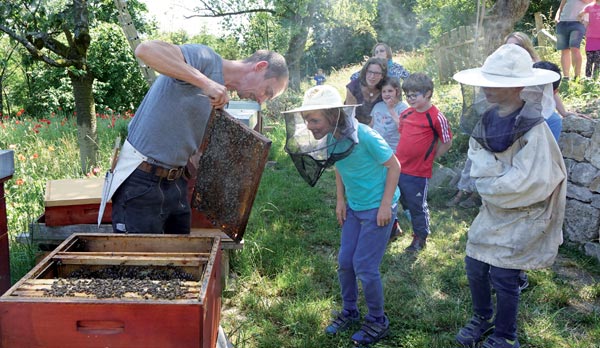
top-left (2, 52), bottom-right (600, 348)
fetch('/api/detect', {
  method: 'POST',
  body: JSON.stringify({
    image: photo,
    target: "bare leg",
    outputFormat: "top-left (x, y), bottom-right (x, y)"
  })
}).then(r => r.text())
top-left (572, 47), bottom-right (582, 79)
top-left (561, 49), bottom-right (572, 79)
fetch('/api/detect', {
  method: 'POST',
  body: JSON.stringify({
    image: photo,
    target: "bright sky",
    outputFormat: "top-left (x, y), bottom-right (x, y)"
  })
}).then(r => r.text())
top-left (140, 0), bottom-right (222, 35)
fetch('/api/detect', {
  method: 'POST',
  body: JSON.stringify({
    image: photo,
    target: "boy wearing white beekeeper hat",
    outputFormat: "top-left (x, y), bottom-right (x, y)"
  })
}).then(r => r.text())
top-left (452, 44), bottom-right (567, 348)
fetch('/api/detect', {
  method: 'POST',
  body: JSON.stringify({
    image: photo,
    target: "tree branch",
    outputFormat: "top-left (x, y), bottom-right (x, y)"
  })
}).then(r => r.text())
top-left (184, 8), bottom-right (276, 18)
top-left (29, 32), bottom-right (71, 57)
top-left (0, 24), bottom-right (76, 68)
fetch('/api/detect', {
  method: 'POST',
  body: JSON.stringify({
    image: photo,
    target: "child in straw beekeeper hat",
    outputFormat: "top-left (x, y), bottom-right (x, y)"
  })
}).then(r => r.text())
top-left (282, 85), bottom-right (400, 346)
top-left (452, 44), bottom-right (567, 348)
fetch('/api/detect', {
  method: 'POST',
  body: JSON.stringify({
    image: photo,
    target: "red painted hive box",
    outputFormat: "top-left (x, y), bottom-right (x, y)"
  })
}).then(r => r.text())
top-left (43, 177), bottom-right (111, 226)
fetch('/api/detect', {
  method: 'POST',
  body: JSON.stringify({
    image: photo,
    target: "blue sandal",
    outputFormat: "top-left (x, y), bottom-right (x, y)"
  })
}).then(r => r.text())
top-left (351, 314), bottom-right (390, 346)
top-left (325, 309), bottom-right (360, 335)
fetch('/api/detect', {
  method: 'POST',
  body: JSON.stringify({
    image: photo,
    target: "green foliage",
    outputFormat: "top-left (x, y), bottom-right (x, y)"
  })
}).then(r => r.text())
top-left (521, 0), bottom-right (560, 33)
top-left (0, 1), bottom-right (155, 116)
top-left (89, 0), bottom-right (156, 35)
top-left (88, 22), bottom-right (147, 111)
top-left (299, 0), bottom-right (380, 75)
top-left (414, 0), bottom-right (480, 40)
top-left (189, 0), bottom-right (379, 81)
top-left (376, 0), bottom-right (427, 51)
top-left (22, 62), bottom-right (75, 116)
top-left (307, 24), bottom-right (376, 76)
top-left (240, 12), bottom-right (287, 55)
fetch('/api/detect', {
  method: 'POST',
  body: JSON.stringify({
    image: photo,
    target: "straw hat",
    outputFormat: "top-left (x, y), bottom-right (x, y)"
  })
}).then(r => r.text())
top-left (283, 85), bottom-right (360, 113)
top-left (453, 44), bottom-right (560, 88)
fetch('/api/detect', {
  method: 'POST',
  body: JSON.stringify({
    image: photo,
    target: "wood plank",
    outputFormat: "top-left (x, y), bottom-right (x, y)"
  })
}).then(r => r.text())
top-left (55, 251), bottom-right (211, 257)
top-left (30, 219), bottom-right (114, 245)
top-left (191, 228), bottom-right (244, 249)
top-left (51, 255), bottom-right (209, 266)
top-left (11, 289), bottom-right (200, 300)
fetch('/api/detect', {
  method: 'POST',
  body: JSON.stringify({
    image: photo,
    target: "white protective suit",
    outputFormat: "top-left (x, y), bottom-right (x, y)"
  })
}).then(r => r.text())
top-left (466, 121), bottom-right (567, 270)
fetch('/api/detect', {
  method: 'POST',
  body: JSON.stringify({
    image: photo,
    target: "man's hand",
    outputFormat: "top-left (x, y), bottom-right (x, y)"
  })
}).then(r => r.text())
top-left (204, 81), bottom-right (229, 109)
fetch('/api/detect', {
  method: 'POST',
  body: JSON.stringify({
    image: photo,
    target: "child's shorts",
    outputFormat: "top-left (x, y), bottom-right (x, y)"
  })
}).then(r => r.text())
top-left (556, 21), bottom-right (586, 50)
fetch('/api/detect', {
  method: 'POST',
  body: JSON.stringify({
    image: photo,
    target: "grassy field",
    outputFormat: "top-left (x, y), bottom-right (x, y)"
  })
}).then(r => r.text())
top-left (220, 125), bottom-right (600, 348)
top-left (2, 51), bottom-right (600, 348)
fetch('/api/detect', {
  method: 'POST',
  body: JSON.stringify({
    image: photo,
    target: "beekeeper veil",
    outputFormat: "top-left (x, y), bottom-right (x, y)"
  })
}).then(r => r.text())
top-left (282, 85), bottom-right (359, 186)
top-left (453, 44), bottom-right (560, 152)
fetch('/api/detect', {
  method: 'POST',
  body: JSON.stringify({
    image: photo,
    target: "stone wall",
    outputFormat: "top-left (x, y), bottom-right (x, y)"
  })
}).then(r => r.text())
top-left (559, 116), bottom-right (600, 262)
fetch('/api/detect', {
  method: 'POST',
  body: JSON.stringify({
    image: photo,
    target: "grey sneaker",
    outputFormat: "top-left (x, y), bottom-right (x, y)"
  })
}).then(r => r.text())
top-left (455, 314), bottom-right (494, 347)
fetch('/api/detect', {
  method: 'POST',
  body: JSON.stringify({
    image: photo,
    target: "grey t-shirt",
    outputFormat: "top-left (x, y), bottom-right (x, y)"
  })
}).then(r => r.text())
top-left (559, 0), bottom-right (588, 21)
top-left (127, 44), bottom-right (224, 167)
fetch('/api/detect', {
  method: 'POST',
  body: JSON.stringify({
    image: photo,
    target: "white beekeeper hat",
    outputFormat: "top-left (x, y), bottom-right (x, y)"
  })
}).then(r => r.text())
top-left (453, 44), bottom-right (559, 87)
top-left (282, 85), bottom-right (360, 113)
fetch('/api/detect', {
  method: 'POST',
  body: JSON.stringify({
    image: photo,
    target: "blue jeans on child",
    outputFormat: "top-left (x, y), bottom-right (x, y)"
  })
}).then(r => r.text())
top-left (111, 168), bottom-right (191, 234)
top-left (398, 173), bottom-right (430, 239)
top-left (465, 256), bottom-right (521, 341)
top-left (338, 205), bottom-right (397, 319)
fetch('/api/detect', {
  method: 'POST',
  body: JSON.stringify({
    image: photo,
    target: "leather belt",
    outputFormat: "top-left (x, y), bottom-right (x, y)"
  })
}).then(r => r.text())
top-left (137, 161), bottom-right (185, 181)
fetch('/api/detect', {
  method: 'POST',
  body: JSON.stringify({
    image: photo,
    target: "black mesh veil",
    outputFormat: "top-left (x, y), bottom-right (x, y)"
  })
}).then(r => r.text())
top-left (284, 107), bottom-right (358, 186)
top-left (458, 84), bottom-right (549, 152)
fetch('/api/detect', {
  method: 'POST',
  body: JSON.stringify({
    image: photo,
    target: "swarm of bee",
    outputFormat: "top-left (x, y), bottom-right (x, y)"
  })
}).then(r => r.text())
top-left (44, 266), bottom-right (196, 300)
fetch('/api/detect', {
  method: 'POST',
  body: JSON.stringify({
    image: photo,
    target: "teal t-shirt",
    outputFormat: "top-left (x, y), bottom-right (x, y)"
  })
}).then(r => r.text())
top-left (334, 124), bottom-right (400, 211)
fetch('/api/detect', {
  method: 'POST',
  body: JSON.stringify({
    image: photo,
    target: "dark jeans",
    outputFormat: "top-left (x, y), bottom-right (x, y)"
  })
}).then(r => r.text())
top-left (398, 173), bottom-right (430, 239)
top-left (465, 256), bottom-right (521, 341)
top-left (111, 168), bottom-right (190, 234)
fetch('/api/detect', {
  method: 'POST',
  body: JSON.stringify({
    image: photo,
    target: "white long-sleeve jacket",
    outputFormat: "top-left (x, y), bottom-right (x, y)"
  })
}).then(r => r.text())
top-left (466, 122), bottom-right (567, 270)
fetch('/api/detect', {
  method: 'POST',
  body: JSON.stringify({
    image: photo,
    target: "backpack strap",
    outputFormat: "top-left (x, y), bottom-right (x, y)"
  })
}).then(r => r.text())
top-left (424, 112), bottom-right (438, 161)
top-left (401, 110), bottom-right (439, 161)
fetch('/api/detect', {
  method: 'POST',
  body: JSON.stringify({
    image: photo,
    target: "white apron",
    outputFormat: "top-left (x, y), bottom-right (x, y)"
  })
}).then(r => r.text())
top-left (97, 140), bottom-right (147, 226)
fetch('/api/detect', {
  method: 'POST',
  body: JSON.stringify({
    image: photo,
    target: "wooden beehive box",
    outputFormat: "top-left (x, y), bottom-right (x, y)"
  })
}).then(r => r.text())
top-left (44, 177), bottom-right (111, 226)
top-left (0, 233), bottom-right (222, 348)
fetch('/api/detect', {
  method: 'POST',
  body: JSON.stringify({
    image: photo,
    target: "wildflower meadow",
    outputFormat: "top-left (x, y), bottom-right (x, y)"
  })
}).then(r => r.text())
top-left (1, 107), bottom-right (129, 267)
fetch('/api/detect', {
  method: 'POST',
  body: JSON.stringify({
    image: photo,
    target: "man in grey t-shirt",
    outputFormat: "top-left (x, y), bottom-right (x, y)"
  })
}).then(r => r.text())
top-left (108, 40), bottom-right (288, 234)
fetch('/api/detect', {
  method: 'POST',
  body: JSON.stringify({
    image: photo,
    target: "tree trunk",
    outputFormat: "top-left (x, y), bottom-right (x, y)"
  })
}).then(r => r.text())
top-left (70, 72), bottom-right (98, 173)
top-left (285, 28), bottom-right (310, 91)
top-left (483, 0), bottom-right (530, 55)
